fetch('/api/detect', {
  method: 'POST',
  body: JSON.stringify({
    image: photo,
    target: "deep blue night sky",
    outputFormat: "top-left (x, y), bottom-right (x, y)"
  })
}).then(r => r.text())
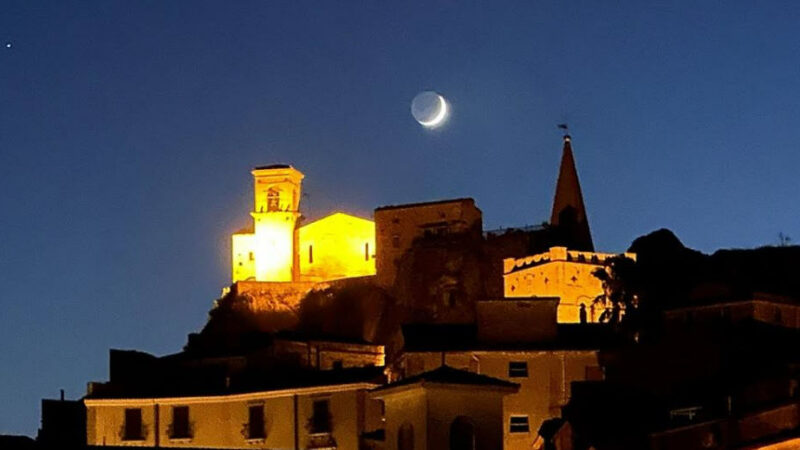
top-left (1, 1), bottom-right (799, 435)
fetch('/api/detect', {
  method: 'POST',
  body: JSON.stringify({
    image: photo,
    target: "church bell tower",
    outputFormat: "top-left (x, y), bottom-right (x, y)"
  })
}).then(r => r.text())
top-left (250, 165), bottom-right (304, 281)
top-left (550, 135), bottom-right (594, 251)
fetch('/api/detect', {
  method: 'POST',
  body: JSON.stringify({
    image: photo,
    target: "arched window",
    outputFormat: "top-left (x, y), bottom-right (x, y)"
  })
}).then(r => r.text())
top-left (398, 423), bottom-right (414, 450)
top-left (267, 188), bottom-right (280, 212)
top-left (449, 416), bottom-right (476, 450)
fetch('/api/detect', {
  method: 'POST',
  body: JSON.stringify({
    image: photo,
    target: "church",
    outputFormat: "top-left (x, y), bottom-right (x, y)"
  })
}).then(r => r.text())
top-left (231, 164), bottom-right (376, 284)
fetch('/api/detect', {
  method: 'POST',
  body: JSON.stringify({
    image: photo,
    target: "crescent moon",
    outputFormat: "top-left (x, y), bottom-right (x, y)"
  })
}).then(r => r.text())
top-left (418, 95), bottom-right (448, 128)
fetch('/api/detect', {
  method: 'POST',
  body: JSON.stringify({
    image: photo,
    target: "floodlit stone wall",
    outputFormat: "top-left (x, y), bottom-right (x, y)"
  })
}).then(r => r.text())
top-left (503, 247), bottom-right (636, 323)
top-left (231, 166), bottom-right (377, 284)
top-left (298, 212), bottom-right (376, 282)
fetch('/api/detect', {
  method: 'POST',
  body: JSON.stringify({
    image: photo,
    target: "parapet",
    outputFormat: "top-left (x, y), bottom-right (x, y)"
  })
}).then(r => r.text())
top-left (503, 246), bottom-right (637, 274)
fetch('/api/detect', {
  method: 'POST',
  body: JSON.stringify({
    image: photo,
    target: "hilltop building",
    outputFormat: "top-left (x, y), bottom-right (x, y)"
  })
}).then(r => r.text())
top-left (231, 164), bottom-right (376, 284)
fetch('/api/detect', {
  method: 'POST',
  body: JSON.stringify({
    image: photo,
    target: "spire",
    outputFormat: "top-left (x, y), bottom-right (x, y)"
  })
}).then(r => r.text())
top-left (550, 134), bottom-right (594, 251)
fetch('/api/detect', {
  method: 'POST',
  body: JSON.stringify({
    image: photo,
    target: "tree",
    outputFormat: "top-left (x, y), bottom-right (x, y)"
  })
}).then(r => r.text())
top-left (592, 256), bottom-right (640, 326)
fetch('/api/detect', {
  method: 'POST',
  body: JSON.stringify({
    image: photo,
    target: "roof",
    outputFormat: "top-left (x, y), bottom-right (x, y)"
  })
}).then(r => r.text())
top-left (375, 197), bottom-right (475, 212)
top-left (253, 164), bottom-right (291, 170)
top-left (233, 224), bottom-right (254, 234)
top-left (87, 365), bottom-right (385, 400)
top-left (371, 365), bottom-right (518, 394)
top-left (550, 135), bottom-right (594, 251)
top-left (298, 211), bottom-right (374, 229)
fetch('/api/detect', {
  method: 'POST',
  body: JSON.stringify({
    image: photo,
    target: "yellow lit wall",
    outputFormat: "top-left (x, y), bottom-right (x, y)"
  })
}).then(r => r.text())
top-left (298, 212), bottom-right (376, 282)
top-left (230, 166), bottom-right (377, 284)
top-left (252, 211), bottom-right (298, 281)
top-left (503, 247), bottom-right (636, 323)
top-left (85, 383), bottom-right (382, 449)
top-left (231, 232), bottom-right (255, 281)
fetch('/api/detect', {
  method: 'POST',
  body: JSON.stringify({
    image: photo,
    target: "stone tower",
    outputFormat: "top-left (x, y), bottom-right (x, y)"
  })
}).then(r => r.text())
top-left (550, 135), bottom-right (594, 251)
top-left (249, 164), bottom-right (304, 281)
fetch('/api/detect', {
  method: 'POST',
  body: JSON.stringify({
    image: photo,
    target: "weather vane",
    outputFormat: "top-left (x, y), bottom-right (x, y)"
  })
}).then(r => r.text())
top-left (557, 123), bottom-right (569, 136)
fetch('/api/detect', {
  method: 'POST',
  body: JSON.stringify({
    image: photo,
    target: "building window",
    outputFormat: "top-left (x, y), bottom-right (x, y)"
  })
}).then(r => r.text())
top-left (365, 242), bottom-right (370, 261)
top-left (332, 360), bottom-right (343, 370)
top-left (248, 251), bottom-right (254, 261)
top-left (308, 245), bottom-right (313, 264)
top-left (392, 235), bottom-right (400, 248)
top-left (247, 405), bottom-right (265, 439)
top-left (508, 361), bottom-right (528, 378)
top-left (267, 189), bottom-right (280, 212)
top-left (123, 408), bottom-right (144, 441)
top-left (509, 415), bottom-right (530, 433)
top-left (310, 400), bottom-right (331, 434)
top-left (169, 406), bottom-right (191, 439)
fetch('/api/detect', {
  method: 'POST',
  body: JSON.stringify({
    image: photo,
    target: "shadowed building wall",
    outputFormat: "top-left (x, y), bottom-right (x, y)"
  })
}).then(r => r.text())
top-left (374, 198), bottom-right (482, 289)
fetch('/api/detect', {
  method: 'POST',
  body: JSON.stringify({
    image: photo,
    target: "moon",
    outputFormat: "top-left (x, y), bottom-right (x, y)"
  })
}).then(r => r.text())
top-left (411, 91), bottom-right (449, 128)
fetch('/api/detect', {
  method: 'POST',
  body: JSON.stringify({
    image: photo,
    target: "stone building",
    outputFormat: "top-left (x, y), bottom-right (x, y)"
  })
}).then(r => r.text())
top-left (374, 198), bottom-right (483, 288)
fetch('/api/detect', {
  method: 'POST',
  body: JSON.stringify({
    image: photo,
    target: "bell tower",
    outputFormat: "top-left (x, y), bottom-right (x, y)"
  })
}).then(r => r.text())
top-left (250, 164), bottom-right (304, 281)
top-left (550, 135), bottom-right (594, 251)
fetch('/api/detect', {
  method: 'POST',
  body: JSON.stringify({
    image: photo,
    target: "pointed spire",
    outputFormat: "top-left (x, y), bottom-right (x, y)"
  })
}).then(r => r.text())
top-left (550, 134), bottom-right (594, 251)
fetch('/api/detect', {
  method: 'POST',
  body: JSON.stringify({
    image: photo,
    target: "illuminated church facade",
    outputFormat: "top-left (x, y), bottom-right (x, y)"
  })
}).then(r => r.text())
top-left (231, 164), bottom-right (376, 283)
